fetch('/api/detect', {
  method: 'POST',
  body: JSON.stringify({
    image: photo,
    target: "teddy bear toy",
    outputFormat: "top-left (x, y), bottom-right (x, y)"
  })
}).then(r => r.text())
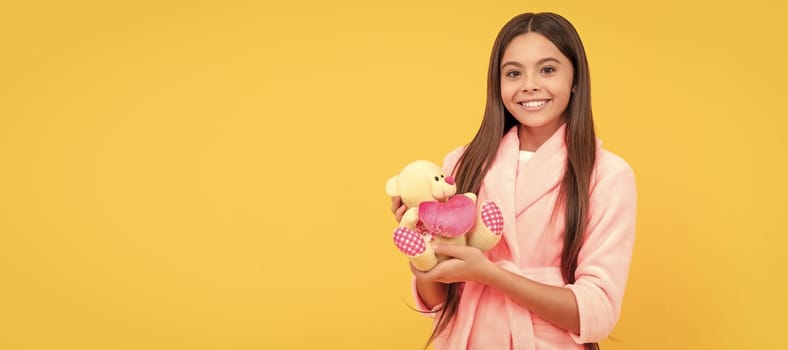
top-left (385, 160), bottom-right (504, 271)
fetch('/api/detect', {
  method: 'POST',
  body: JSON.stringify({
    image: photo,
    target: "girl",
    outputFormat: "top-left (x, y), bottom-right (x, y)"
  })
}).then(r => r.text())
top-left (391, 12), bottom-right (637, 350)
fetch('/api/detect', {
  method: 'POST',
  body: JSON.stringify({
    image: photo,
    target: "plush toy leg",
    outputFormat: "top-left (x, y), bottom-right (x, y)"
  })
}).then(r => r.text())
top-left (393, 227), bottom-right (437, 271)
top-left (432, 235), bottom-right (467, 262)
top-left (467, 201), bottom-right (504, 252)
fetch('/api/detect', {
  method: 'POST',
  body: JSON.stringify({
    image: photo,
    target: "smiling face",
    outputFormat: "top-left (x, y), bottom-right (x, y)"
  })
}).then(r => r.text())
top-left (500, 32), bottom-right (574, 145)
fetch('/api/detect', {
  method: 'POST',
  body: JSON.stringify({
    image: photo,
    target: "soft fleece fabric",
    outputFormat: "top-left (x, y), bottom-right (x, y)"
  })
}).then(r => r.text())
top-left (413, 124), bottom-right (637, 349)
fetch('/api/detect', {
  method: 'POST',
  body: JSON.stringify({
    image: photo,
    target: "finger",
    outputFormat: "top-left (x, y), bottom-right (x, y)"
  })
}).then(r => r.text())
top-left (394, 205), bottom-right (407, 222)
top-left (422, 259), bottom-right (460, 284)
top-left (390, 196), bottom-right (402, 214)
top-left (410, 262), bottom-right (436, 282)
top-left (432, 244), bottom-right (469, 259)
top-left (409, 262), bottom-right (426, 277)
top-left (419, 262), bottom-right (442, 282)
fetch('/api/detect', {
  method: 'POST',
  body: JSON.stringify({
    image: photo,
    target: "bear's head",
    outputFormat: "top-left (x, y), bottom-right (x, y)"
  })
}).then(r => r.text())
top-left (385, 160), bottom-right (456, 208)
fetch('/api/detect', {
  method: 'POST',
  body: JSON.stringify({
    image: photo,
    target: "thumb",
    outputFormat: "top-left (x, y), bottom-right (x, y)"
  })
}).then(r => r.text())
top-left (432, 244), bottom-right (466, 259)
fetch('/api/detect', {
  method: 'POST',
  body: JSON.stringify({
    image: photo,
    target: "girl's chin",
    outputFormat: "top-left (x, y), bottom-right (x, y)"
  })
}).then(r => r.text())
top-left (515, 118), bottom-right (563, 132)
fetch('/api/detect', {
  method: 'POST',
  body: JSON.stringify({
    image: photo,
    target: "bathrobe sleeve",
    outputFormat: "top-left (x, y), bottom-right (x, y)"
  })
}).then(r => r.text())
top-left (566, 153), bottom-right (637, 343)
top-left (411, 146), bottom-right (466, 314)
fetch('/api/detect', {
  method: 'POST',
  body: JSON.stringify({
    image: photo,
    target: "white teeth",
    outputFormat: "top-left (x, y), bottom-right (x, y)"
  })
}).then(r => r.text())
top-left (519, 100), bottom-right (547, 108)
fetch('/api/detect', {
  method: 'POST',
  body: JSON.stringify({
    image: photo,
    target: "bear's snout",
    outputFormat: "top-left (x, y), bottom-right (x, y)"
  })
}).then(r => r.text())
top-left (445, 176), bottom-right (455, 185)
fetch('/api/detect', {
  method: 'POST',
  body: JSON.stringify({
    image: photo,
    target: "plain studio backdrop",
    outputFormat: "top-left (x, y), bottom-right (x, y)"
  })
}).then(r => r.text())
top-left (1, 0), bottom-right (786, 349)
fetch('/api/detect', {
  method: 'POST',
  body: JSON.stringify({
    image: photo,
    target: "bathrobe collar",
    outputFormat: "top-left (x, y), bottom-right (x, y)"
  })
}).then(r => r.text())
top-left (480, 123), bottom-right (569, 262)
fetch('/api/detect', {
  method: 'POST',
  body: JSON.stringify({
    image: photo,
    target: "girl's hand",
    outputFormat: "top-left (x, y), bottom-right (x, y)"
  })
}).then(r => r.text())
top-left (410, 245), bottom-right (498, 285)
top-left (390, 196), bottom-right (408, 223)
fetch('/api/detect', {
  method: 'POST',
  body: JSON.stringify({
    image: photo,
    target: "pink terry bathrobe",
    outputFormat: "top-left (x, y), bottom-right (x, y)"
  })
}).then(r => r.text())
top-left (413, 124), bottom-right (637, 349)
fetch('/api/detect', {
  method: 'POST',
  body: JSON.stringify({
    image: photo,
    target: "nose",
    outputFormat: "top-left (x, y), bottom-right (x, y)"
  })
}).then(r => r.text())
top-left (521, 75), bottom-right (539, 92)
top-left (444, 176), bottom-right (455, 185)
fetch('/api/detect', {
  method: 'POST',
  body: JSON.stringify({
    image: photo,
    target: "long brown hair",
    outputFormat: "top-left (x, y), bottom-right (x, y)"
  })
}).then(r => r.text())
top-left (426, 12), bottom-right (599, 350)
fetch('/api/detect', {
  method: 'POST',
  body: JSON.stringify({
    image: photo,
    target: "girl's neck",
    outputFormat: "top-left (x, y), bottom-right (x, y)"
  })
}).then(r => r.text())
top-left (518, 121), bottom-right (563, 152)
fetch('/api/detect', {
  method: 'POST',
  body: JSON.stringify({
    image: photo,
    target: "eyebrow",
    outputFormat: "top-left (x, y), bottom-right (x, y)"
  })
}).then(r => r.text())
top-left (501, 57), bottom-right (562, 68)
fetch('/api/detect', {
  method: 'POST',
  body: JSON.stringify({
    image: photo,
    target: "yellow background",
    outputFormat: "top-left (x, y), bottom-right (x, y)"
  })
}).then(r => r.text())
top-left (1, 0), bottom-right (786, 349)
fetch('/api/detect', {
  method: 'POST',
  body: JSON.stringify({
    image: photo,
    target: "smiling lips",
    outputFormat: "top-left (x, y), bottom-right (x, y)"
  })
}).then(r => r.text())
top-left (518, 99), bottom-right (550, 110)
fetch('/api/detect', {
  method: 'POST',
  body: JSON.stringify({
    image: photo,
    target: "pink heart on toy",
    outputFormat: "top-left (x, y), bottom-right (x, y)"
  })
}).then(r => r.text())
top-left (418, 195), bottom-right (475, 238)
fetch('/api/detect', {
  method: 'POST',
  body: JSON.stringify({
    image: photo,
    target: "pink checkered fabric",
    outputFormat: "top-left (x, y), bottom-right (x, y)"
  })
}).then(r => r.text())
top-left (393, 227), bottom-right (426, 256)
top-left (481, 202), bottom-right (504, 235)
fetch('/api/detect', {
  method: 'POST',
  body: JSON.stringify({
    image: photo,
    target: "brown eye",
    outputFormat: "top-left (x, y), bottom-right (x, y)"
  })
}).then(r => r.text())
top-left (434, 176), bottom-right (439, 181)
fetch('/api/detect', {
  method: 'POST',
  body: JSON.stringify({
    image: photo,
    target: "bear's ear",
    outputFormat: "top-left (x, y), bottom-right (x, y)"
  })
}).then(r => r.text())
top-left (385, 175), bottom-right (400, 196)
